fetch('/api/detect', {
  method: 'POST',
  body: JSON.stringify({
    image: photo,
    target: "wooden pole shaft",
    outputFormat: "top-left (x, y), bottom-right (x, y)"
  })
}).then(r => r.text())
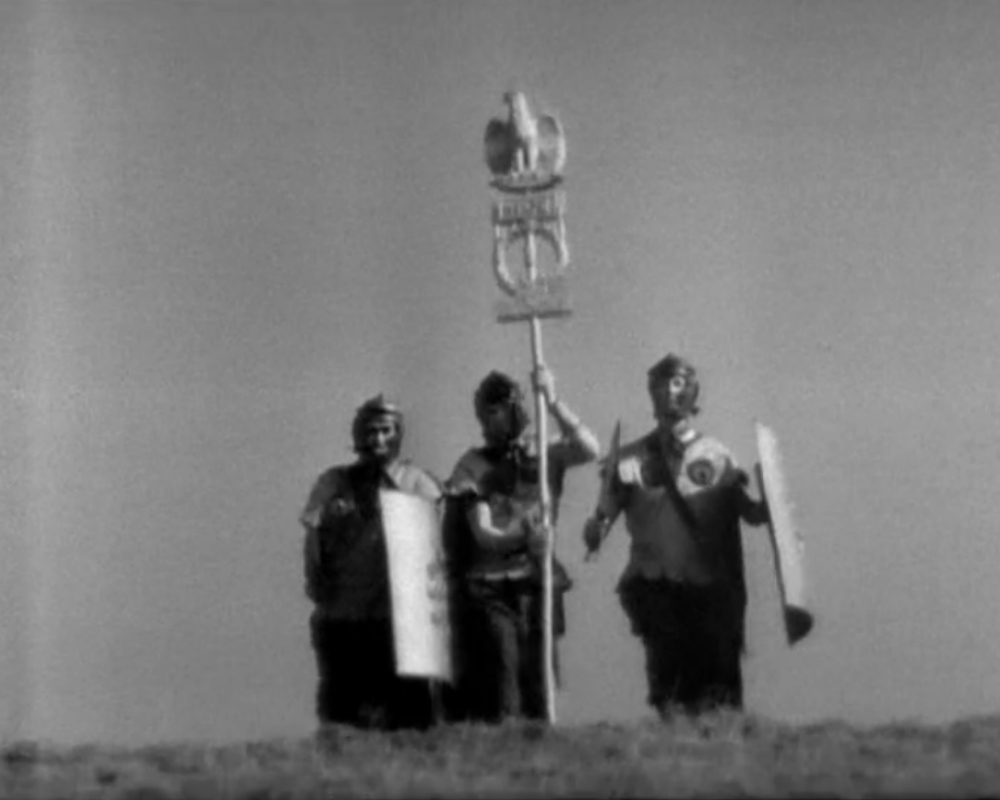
top-left (524, 229), bottom-right (557, 725)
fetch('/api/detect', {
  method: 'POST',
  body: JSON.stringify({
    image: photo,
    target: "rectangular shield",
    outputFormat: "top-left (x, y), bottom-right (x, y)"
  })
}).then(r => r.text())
top-left (379, 489), bottom-right (454, 682)
top-left (754, 421), bottom-right (814, 646)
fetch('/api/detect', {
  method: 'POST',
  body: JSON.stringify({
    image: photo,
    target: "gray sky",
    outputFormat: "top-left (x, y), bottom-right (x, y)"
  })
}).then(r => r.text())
top-left (4, 0), bottom-right (1000, 744)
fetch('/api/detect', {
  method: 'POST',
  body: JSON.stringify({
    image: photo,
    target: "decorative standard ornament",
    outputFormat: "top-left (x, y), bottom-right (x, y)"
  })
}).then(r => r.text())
top-left (485, 91), bottom-right (571, 323)
top-left (483, 90), bottom-right (572, 724)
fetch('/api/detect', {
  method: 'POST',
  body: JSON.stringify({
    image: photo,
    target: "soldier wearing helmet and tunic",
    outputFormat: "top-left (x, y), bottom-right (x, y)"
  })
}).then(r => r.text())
top-left (299, 395), bottom-right (442, 730)
top-left (444, 365), bottom-right (599, 722)
top-left (582, 354), bottom-right (770, 718)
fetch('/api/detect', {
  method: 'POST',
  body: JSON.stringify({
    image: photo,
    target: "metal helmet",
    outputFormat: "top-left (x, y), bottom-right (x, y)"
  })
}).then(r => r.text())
top-left (474, 370), bottom-right (530, 440)
top-left (647, 353), bottom-right (701, 416)
top-left (351, 394), bottom-right (404, 456)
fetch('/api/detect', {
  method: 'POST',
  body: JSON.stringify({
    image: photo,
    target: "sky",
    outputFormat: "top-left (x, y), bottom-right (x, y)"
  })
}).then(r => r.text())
top-left (4, 0), bottom-right (1000, 745)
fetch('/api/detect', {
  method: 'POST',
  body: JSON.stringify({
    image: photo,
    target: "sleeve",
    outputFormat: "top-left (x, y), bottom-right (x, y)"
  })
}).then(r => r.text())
top-left (446, 451), bottom-right (487, 498)
top-left (303, 526), bottom-right (322, 602)
top-left (549, 421), bottom-right (600, 471)
top-left (299, 468), bottom-right (343, 531)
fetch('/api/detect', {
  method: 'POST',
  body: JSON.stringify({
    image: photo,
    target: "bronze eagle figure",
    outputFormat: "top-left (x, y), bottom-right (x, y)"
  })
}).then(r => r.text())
top-left (484, 91), bottom-right (566, 181)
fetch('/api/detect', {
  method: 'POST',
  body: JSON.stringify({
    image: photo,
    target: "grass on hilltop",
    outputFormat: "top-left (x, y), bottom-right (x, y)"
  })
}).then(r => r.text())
top-left (5, 709), bottom-right (1000, 798)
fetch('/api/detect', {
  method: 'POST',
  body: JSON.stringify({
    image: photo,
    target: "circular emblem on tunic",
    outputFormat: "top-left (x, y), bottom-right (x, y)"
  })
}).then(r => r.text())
top-left (686, 458), bottom-right (716, 487)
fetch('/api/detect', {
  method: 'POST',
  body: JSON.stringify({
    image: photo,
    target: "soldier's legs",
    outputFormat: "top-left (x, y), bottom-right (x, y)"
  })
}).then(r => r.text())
top-left (688, 586), bottom-right (744, 711)
top-left (618, 578), bottom-right (687, 713)
top-left (460, 579), bottom-right (568, 722)
top-left (310, 615), bottom-right (358, 725)
top-left (310, 615), bottom-right (396, 728)
top-left (670, 584), bottom-right (744, 713)
top-left (466, 580), bottom-right (522, 721)
top-left (352, 619), bottom-right (398, 728)
top-left (444, 594), bottom-right (494, 722)
top-left (385, 677), bottom-right (435, 730)
top-left (518, 587), bottom-right (550, 721)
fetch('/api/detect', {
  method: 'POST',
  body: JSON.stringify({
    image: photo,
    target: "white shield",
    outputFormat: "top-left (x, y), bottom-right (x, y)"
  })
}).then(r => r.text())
top-left (379, 489), bottom-right (454, 682)
top-left (754, 421), bottom-right (814, 646)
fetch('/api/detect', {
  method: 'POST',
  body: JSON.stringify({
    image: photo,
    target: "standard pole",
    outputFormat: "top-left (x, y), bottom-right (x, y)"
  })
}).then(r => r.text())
top-left (523, 229), bottom-right (557, 724)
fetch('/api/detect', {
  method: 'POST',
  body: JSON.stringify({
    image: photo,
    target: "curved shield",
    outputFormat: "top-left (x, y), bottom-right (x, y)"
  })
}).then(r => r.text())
top-left (754, 421), bottom-right (814, 646)
top-left (379, 489), bottom-right (454, 682)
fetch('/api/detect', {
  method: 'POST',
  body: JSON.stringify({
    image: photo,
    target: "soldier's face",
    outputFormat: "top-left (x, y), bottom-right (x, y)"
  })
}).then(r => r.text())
top-left (360, 416), bottom-right (401, 463)
top-left (650, 373), bottom-right (694, 423)
top-left (481, 403), bottom-right (517, 446)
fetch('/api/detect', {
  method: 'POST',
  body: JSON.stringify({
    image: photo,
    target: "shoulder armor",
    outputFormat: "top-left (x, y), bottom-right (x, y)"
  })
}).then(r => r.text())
top-left (679, 436), bottom-right (740, 492)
